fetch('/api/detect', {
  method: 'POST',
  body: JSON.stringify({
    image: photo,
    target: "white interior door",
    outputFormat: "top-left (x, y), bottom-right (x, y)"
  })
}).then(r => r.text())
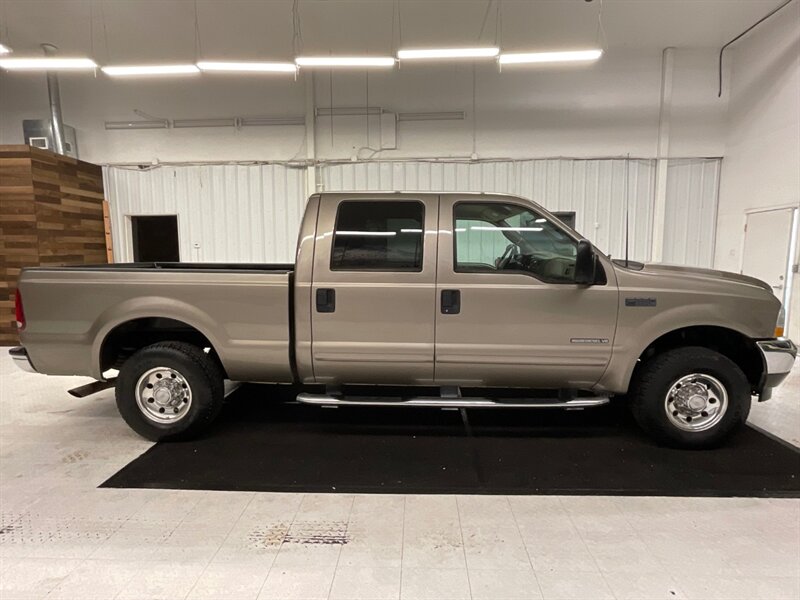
top-left (742, 208), bottom-right (795, 300)
top-left (742, 208), bottom-right (794, 300)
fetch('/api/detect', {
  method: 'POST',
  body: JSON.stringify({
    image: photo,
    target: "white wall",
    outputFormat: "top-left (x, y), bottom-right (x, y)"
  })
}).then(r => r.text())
top-left (715, 3), bottom-right (800, 339)
top-left (0, 48), bottom-right (726, 164)
top-left (322, 158), bottom-right (721, 267)
top-left (105, 164), bottom-right (307, 263)
top-left (104, 158), bottom-right (720, 267)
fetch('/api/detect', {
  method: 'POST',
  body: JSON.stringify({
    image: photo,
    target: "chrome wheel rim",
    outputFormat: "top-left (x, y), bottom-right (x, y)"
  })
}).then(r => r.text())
top-left (135, 366), bottom-right (192, 424)
top-left (664, 373), bottom-right (728, 432)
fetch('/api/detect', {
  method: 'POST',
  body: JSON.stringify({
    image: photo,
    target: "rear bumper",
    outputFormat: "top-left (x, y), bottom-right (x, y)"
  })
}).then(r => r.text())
top-left (756, 338), bottom-right (796, 400)
top-left (9, 346), bottom-right (37, 374)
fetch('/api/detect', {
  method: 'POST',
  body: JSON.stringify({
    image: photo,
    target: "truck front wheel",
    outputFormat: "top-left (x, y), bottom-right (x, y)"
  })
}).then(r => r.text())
top-left (115, 341), bottom-right (225, 441)
top-left (629, 346), bottom-right (751, 449)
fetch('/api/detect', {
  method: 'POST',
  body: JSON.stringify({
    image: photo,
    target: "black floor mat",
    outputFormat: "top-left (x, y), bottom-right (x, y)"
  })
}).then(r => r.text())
top-left (102, 384), bottom-right (800, 497)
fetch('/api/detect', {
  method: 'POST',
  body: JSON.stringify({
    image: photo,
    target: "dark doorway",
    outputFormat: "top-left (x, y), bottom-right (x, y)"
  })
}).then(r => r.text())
top-left (131, 215), bottom-right (180, 262)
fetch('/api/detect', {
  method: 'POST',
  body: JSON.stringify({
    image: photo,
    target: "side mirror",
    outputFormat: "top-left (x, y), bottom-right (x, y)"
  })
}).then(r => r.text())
top-left (574, 240), bottom-right (596, 285)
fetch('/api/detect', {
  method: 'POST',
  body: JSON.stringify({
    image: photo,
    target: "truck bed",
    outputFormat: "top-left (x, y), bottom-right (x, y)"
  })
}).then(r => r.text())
top-left (17, 262), bottom-right (295, 382)
top-left (43, 262), bottom-right (295, 272)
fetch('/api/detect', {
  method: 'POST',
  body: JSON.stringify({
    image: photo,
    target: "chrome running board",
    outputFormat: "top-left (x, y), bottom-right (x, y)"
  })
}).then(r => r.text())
top-left (296, 393), bottom-right (610, 409)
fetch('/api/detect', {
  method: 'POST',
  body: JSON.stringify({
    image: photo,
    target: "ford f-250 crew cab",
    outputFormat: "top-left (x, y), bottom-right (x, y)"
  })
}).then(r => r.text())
top-left (10, 192), bottom-right (797, 448)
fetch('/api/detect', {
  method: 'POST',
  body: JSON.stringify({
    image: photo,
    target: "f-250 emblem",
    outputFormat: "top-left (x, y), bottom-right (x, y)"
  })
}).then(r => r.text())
top-left (625, 297), bottom-right (657, 307)
top-left (570, 338), bottom-right (609, 344)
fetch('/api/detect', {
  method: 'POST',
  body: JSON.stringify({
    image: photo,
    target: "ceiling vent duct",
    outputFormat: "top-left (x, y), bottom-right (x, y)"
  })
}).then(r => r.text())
top-left (23, 119), bottom-right (78, 157)
top-left (40, 43), bottom-right (68, 156)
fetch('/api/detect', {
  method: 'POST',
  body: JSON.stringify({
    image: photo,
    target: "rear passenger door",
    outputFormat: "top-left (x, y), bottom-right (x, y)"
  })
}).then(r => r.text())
top-left (310, 194), bottom-right (439, 385)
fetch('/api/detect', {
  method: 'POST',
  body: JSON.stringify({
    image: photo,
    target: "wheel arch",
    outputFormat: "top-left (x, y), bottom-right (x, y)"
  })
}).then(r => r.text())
top-left (97, 316), bottom-right (228, 379)
top-left (630, 325), bottom-right (764, 393)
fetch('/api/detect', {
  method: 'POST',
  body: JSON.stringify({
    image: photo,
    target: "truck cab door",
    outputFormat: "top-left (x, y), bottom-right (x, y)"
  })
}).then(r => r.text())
top-left (434, 194), bottom-right (618, 389)
top-left (310, 194), bottom-right (439, 385)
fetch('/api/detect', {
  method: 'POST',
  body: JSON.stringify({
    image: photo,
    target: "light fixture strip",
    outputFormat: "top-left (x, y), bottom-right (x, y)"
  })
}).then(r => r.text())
top-left (316, 107), bottom-right (383, 117)
top-left (102, 64), bottom-right (200, 76)
top-left (295, 56), bottom-right (395, 68)
top-left (397, 47), bottom-right (499, 60)
top-left (197, 61), bottom-right (297, 73)
top-left (173, 118), bottom-right (237, 128)
top-left (0, 57), bottom-right (97, 70)
top-left (397, 111), bottom-right (465, 122)
top-left (498, 49), bottom-right (603, 65)
top-left (105, 120), bottom-right (169, 130)
top-left (240, 116), bottom-right (306, 126)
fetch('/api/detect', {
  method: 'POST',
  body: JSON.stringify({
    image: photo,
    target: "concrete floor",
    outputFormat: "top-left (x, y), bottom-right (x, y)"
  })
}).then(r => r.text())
top-left (0, 350), bottom-right (798, 600)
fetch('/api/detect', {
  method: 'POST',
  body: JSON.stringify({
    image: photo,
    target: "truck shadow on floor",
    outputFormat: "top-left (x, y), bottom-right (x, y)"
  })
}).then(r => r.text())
top-left (102, 383), bottom-right (800, 498)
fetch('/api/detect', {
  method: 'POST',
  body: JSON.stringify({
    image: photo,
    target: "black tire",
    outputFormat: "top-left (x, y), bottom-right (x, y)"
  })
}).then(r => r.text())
top-left (629, 346), bottom-right (751, 449)
top-left (115, 341), bottom-right (224, 441)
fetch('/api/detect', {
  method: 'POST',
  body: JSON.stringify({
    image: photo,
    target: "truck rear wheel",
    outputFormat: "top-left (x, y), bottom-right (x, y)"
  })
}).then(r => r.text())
top-left (115, 341), bottom-right (224, 441)
top-left (629, 346), bottom-right (751, 449)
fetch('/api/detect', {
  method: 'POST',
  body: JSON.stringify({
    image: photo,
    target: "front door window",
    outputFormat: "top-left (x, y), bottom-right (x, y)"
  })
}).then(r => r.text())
top-left (454, 202), bottom-right (578, 283)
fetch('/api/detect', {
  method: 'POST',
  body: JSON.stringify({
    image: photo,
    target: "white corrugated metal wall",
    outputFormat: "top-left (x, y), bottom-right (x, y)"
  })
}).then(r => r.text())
top-left (662, 159), bottom-right (721, 267)
top-left (320, 159), bottom-right (657, 262)
top-left (104, 158), bottom-right (720, 266)
top-left (321, 159), bottom-right (719, 265)
top-left (104, 164), bottom-right (307, 263)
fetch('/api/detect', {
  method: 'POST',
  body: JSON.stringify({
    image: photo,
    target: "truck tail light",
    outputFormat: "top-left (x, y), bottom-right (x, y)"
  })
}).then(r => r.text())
top-left (14, 289), bottom-right (25, 330)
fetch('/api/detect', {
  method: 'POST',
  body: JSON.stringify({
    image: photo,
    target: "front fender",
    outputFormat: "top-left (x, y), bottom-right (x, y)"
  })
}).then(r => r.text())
top-left (596, 302), bottom-right (770, 394)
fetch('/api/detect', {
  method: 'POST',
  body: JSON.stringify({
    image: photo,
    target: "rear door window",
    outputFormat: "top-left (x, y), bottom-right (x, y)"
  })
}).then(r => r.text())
top-left (331, 201), bottom-right (424, 271)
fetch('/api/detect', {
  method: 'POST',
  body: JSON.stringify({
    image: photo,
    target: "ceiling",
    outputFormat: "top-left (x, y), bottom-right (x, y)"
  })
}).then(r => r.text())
top-left (0, 0), bottom-right (791, 64)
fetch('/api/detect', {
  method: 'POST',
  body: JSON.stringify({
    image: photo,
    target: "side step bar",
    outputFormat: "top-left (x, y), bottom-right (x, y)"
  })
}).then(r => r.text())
top-left (296, 393), bottom-right (610, 409)
top-left (68, 378), bottom-right (116, 398)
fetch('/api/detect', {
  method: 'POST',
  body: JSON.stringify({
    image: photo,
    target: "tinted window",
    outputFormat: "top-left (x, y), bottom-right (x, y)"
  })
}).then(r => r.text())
top-left (454, 202), bottom-right (578, 283)
top-left (331, 201), bottom-right (424, 271)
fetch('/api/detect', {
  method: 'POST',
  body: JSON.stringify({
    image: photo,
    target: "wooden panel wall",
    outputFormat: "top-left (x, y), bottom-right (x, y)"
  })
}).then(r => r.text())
top-left (0, 145), bottom-right (107, 345)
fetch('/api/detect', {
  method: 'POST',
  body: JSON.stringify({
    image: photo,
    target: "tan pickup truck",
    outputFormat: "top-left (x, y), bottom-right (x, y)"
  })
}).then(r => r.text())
top-left (10, 192), bottom-right (796, 448)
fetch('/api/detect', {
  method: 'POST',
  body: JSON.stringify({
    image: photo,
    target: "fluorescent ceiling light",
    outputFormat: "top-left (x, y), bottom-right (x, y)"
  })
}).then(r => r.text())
top-left (316, 107), bottom-right (382, 116)
top-left (471, 226), bottom-right (543, 232)
top-left (105, 120), bottom-right (169, 130)
top-left (197, 61), bottom-right (296, 73)
top-left (499, 49), bottom-right (603, 65)
top-left (102, 64), bottom-right (199, 76)
top-left (240, 115), bottom-right (305, 126)
top-left (336, 230), bottom-right (397, 236)
top-left (398, 111), bottom-right (465, 122)
top-left (295, 56), bottom-right (395, 68)
top-left (398, 47), bottom-right (499, 60)
top-left (0, 43), bottom-right (12, 55)
top-left (0, 57), bottom-right (97, 70)
top-left (173, 118), bottom-right (236, 128)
